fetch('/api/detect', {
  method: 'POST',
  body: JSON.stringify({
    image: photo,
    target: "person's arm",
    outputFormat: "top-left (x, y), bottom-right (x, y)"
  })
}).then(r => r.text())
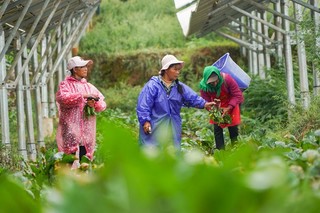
top-left (222, 75), bottom-right (244, 116)
top-left (56, 81), bottom-right (84, 108)
top-left (136, 82), bottom-right (156, 133)
top-left (226, 75), bottom-right (243, 106)
top-left (88, 83), bottom-right (107, 112)
top-left (93, 96), bottom-right (107, 112)
top-left (180, 84), bottom-right (206, 108)
top-left (181, 83), bottom-right (216, 109)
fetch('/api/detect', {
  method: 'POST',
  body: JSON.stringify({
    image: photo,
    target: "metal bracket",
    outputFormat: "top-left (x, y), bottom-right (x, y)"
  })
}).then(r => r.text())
top-left (0, 82), bottom-right (16, 89)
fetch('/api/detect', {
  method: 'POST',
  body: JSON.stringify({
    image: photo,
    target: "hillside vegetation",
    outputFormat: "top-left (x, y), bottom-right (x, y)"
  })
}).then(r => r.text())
top-left (80, 0), bottom-right (241, 89)
top-left (81, 0), bottom-right (223, 55)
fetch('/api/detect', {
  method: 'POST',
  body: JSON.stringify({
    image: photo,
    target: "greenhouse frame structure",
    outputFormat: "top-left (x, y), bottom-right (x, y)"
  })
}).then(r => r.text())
top-left (175, 0), bottom-right (320, 109)
top-left (0, 0), bottom-right (100, 161)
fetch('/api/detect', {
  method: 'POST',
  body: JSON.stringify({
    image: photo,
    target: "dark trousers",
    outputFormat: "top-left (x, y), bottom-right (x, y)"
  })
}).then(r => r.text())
top-left (79, 146), bottom-right (87, 161)
top-left (214, 124), bottom-right (239, 150)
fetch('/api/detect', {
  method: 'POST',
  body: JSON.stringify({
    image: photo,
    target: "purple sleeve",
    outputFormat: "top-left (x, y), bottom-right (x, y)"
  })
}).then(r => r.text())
top-left (136, 82), bottom-right (155, 125)
top-left (181, 83), bottom-right (206, 109)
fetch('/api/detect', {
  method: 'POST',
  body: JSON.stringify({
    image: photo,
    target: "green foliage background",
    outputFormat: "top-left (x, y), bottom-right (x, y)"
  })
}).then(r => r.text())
top-left (80, 0), bottom-right (238, 89)
top-left (80, 0), bottom-right (222, 54)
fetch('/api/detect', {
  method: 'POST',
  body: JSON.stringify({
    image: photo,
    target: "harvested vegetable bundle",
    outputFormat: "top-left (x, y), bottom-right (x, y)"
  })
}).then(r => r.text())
top-left (209, 106), bottom-right (232, 125)
top-left (83, 96), bottom-right (100, 118)
top-left (84, 104), bottom-right (96, 117)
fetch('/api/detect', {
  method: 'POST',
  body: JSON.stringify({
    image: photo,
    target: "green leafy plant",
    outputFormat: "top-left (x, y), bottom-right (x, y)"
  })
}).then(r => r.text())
top-left (84, 104), bottom-right (97, 117)
top-left (242, 69), bottom-right (289, 126)
top-left (209, 106), bottom-right (232, 125)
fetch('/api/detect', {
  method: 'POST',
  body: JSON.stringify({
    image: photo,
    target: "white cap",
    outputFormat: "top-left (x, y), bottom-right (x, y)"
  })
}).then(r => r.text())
top-left (67, 56), bottom-right (93, 70)
top-left (207, 74), bottom-right (218, 84)
top-left (160, 54), bottom-right (184, 71)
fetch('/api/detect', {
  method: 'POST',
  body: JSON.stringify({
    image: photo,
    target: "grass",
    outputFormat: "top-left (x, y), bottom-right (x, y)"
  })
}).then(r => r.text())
top-left (80, 0), bottom-right (222, 55)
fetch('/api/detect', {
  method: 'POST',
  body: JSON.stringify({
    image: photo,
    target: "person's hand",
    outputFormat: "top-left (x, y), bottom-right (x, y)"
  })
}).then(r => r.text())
top-left (87, 99), bottom-right (95, 108)
top-left (213, 99), bottom-right (221, 107)
top-left (83, 94), bottom-right (99, 107)
top-left (222, 105), bottom-right (233, 117)
top-left (143, 121), bottom-right (152, 135)
top-left (83, 94), bottom-right (91, 99)
top-left (83, 93), bottom-right (99, 100)
top-left (204, 101), bottom-right (217, 110)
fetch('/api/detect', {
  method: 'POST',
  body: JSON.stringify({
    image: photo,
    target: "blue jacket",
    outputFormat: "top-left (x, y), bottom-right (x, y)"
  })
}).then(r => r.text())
top-left (136, 76), bottom-right (206, 148)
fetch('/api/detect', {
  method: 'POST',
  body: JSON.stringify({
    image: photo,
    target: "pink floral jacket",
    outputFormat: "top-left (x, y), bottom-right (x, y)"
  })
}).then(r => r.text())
top-left (55, 76), bottom-right (107, 160)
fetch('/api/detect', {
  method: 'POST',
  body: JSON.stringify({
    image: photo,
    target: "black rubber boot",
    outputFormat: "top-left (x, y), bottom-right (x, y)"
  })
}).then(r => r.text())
top-left (79, 146), bottom-right (87, 162)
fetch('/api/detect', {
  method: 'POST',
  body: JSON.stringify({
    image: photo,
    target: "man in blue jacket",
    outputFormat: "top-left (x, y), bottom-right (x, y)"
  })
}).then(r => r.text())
top-left (136, 54), bottom-right (215, 149)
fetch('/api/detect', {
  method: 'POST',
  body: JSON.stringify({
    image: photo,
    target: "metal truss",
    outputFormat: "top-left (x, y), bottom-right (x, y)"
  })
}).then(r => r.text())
top-left (0, 0), bottom-right (100, 161)
top-left (175, 0), bottom-right (320, 110)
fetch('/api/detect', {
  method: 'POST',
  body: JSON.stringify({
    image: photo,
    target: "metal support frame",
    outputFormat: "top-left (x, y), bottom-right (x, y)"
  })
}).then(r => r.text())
top-left (225, 25), bottom-right (269, 49)
top-left (4, 0), bottom-right (52, 86)
top-left (257, 11), bottom-right (266, 79)
top-left (32, 50), bottom-right (45, 148)
top-left (0, 0), bottom-right (101, 161)
top-left (227, 15), bottom-right (278, 46)
top-left (0, 0), bottom-right (33, 63)
top-left (294, 2), bottom-right (310, 109)
top-left (0, 26), bottom-right (10, 147)
top-left (175, 0), bottom-right (320, 111)
top-left (292, 0), bottom-right (320, 13)
top-left (15, 35), bottom-right (28, 160)
top-left (273, 0), bottom-right (283, 64)
top-left (262, 11), bottom-right (271, 70)
top-left (23, 48), bottom-right (37, 161)
top-left (31, 7), bottom-right (73, 86)
top-left (239, 16), bottom-right (248, 58)
top-left (47, 6), bottom-right (98, 83)
top-left (13, 0), bottom-right (62, 88)
top-left (244, 0), bottom-right (298, 24)
top-left (250, 14), bottom-right (258, 76)
top-left (282, 0), bottom-right (296, 107)
top-left (311, 0), bottom-right (320, 95)
top-left (215, 31), bottom-right (257, 51)
top-left (230, 4), bottom-right (288, 35)
top-left (0, 0), bottom-right (10, 19)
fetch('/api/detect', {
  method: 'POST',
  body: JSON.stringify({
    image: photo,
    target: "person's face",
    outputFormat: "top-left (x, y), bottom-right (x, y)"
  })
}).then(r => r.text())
top-left (73, 65), bottom-right (88, 79)
top-left (209, 78), bottom-right (219, 87)
top-left (165, 64), bottom-right (182, 81)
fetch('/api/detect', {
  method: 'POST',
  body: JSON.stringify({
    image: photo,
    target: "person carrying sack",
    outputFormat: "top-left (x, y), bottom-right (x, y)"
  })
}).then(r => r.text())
top-left (199, 65), bottom-right (244, 151)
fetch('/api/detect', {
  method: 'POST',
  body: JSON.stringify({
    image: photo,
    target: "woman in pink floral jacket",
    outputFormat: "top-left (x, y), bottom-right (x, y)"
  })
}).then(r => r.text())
top-left (56, 56), bottom-right (106, 163)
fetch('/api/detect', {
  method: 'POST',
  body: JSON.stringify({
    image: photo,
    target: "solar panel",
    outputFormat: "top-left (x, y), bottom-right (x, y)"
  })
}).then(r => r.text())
top-left (176, 0), bottom-right (272, 37)
top-left (174, 0), bottom-right (196, 9)
top-left (0, 0), bottom-right (99, 52)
